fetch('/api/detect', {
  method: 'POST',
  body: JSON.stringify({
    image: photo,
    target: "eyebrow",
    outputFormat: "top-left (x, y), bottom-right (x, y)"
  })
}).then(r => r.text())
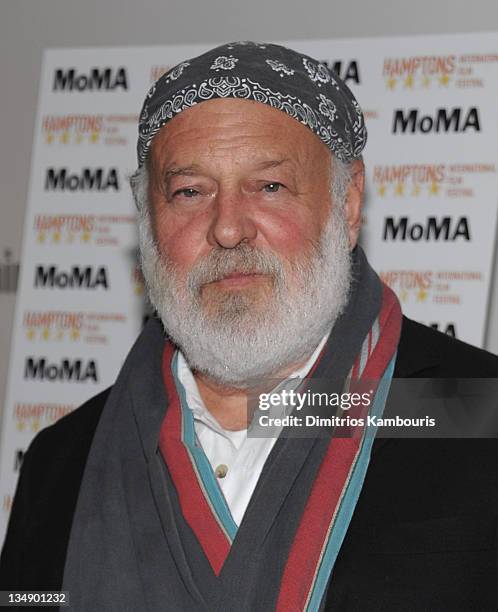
top-left (164, 165), bottom-right (203, 179)
top-left (163, 158), bottom-right (293, 180)
top-left (253, 158), bottom-right (292, 170)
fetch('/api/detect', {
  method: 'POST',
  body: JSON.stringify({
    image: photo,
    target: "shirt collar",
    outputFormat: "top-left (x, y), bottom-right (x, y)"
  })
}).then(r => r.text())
top-left (176, 331), bottom-right (331, 434)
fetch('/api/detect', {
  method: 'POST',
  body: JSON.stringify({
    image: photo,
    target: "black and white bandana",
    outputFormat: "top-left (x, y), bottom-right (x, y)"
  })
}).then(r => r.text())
top-left (137, 41), bottom-right (367, 166)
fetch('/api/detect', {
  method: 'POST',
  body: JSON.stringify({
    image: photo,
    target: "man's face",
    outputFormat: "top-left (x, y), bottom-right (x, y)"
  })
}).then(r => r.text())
top-left (148, 99), bottom-right (336, 314)
top-left (141, 98), bottom-right (360, 386)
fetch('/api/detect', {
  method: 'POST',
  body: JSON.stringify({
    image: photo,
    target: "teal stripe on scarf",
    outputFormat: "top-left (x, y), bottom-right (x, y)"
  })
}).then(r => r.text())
top-left (171, 351), bottom-right (238, 541)
top-left (306, 353), bottom-right (397, 611)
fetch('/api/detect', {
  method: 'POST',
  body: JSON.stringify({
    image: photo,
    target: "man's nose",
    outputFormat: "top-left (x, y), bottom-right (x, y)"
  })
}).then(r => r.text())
top-left (206, 187), bottom-right (257, 249)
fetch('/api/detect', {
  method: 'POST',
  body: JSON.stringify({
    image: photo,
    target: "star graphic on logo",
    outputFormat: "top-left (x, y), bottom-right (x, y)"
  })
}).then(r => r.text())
top-left (90, 131), bottom-right (100, 143)
top-left (71, 328), bottom-right (80, 341)
top-left (377, 184), bottom-right (387, 197)
top-left (404, 74), bottom-right (414, 89)
top-left (421, 75), bottom-right (431, 88)
top-left (60, 131), bottom-right (69, 144)
top-left (42, 328), bottom-right (50, 340)
top-left (412, 184), bottom-right (421, 196)
top-left (429, 181), bottom-right (440, 195)
top-left (386, 77), bottom-right (397, 90)
top-left (46, 133), bottom-right (54, 144)
top-left (52, 231), bottom-right (61, 243)
top-left (37, 231), bottom-right (46, 244)
top-left (26, 329), bottom-right (35, 340)
top-left (32, 419), bottom-right (41, 433)
top-left (81, 231), bottom-right (91, 243)
top-left (400, 289), bottom-right (408, 302)
top-left (394, 182), bottom-right (404, 196)
top-left (134, 284), bottom-right (144, 296)
top-left (417, 288), bottom-right (428, 302)
top-left (16, 421), bottom-right (25, 432)
top-left (439, 74), bottom-right (450, 86)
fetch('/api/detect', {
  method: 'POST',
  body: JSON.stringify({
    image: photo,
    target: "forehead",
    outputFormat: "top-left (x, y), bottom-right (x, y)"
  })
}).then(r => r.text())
top-left (148, 98), bottom-right (331, 170)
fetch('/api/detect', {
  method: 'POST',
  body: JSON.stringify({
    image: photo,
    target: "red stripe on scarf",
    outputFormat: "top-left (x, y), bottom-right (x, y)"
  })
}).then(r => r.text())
top-left (361, 286), bottom-right (402, 381)
top-left (276, 438), bottom-right (361, 611)
top-left (158, 343), bottom-right (231, 575)
top-left (276, 284), bottom-right (401, 611)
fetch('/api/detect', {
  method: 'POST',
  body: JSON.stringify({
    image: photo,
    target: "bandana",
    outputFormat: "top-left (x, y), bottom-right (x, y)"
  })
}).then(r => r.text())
top-left (137, 41), bottom-right (367, 167)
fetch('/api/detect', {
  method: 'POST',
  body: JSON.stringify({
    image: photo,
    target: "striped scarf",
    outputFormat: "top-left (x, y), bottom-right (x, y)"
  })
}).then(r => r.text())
top-left (159, 283), bottom-right (401, 611)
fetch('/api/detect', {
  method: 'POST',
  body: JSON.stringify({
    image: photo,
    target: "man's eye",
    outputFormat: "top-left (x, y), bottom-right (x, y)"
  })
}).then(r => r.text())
top-left (263, 183), bottom-right (283, 193)
top-left (174, 188), bottom-right (199, 198)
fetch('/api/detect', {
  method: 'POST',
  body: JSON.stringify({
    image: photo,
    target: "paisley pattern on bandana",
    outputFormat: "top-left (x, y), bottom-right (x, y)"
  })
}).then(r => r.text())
top-left (318, 94), bottom-right (337, 122)
top-left (266, 59), bottom-right (295, 77)
top-left (302, 58), bottom-right (331, 86)
top-left (136, 42), bottom-right (367, 167)
top-left (164, 61), bottom-right (190, 84)
top-left (210, 55), bottom-right (239, 71)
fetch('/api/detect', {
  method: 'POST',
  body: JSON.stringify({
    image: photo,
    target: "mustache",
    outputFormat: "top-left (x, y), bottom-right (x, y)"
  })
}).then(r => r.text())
top-left (187, 243), bottom-right (284, 291)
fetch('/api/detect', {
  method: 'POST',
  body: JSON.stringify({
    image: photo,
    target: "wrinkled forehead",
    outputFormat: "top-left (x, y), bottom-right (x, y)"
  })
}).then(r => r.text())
top-left (137, 41), bottom-right (367, 168)
top-left (147, 97), bottom-right (334, 177)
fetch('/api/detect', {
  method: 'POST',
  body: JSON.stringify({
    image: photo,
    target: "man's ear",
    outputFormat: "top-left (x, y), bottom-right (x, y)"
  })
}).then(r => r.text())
top-left (344, 159), bottom-right (365, 248)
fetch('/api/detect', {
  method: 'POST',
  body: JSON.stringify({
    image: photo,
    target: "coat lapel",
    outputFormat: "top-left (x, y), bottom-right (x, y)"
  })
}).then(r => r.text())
top-left (371, 316), bottom-right (442, 457)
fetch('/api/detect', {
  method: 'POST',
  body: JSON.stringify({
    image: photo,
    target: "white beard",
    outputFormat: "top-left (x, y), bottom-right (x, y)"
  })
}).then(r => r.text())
top-left (139, 204), bottom-right (352, 389)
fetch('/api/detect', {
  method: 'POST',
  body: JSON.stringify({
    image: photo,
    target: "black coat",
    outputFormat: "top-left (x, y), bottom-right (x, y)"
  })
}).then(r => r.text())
top-left (1, 317), bottom-right (497, 611)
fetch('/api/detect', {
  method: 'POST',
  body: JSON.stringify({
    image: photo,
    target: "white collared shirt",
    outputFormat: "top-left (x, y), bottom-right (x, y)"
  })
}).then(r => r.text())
top-left (176, 333), bottom-right (329, 526)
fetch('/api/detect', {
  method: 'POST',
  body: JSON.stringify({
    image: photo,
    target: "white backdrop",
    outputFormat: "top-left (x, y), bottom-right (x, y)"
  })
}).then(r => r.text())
top-left (1, 32), bottom-right (498, 541)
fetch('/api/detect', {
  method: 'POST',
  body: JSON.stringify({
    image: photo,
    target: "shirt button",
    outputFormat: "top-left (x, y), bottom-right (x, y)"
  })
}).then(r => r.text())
top-left (215, 464), bottom-right (228, 479)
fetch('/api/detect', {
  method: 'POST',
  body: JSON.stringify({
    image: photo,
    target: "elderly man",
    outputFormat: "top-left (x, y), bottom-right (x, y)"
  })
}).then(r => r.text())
top-left (1, 42), bottom-right (497, 611)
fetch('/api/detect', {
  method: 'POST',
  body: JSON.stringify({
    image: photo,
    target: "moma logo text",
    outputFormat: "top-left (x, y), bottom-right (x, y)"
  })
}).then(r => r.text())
top-left (45, 167), bottom-right (119, 191)
top-left (24, 357), bottom-right (98, 382)
top-left (383, 217), bottom-right (470, 241)
top-left (392, 107), bottom-right (480, 134)
top-left (53, 67), bottom-right (128, 91)
top-left (34, 266), bottom-right (109, 289)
